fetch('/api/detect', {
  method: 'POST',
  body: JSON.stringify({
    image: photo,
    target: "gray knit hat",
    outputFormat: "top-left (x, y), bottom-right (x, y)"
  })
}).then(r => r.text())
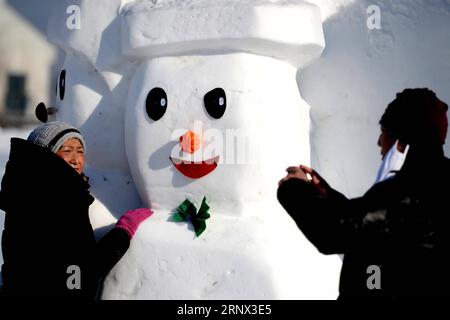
top-left (27, 121), bottom-right (86, 153)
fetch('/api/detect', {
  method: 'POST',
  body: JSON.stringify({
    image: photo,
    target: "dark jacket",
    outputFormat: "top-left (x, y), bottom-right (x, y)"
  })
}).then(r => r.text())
top-left (277, 144), bottom-right (450, 299)
top-left (0, 138), bottom-right (129, 299)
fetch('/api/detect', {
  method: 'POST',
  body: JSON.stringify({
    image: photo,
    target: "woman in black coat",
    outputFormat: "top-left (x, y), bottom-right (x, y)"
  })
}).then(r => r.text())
top-left (0, 122), bottom-right (151, 299)
top-left (278, 89), bottom-right (450, 299)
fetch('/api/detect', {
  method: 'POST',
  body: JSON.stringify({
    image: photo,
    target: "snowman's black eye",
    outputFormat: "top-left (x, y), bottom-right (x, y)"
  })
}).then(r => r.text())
top-left (59, 70), bottom-right (66, 100)
top-left (146, 87), bottom-right (167, 121)
top-left (204, 88), bottom-right (226, 119)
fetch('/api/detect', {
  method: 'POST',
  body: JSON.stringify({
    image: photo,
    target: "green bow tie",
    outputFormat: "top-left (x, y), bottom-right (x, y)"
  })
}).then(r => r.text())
top-left (173, 197), bottom-right (211, 237)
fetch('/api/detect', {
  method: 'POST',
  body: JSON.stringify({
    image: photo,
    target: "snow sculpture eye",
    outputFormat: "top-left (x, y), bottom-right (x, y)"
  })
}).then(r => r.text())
top-left (146, 87), bottom-right (168, 121)
top-left (204, 88), bottom-right (226, 119)
top-left (59, 70), bottom-right (66, 101)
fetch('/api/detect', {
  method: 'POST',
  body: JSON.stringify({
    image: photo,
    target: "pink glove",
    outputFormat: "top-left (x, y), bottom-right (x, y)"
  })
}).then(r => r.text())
top-left (116, 208), bottom-right (153, 239)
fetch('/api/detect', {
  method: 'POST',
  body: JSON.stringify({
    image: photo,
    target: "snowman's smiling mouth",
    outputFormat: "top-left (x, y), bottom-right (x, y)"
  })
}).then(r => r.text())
top-left (170, 156), bottom-right (220, 179)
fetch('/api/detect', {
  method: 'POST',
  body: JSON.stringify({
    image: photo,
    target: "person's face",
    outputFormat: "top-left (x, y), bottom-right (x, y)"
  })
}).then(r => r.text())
top-left (56, 138), bottom-right (85, 175)
top-left (377, 127), bottom-right (396, 160)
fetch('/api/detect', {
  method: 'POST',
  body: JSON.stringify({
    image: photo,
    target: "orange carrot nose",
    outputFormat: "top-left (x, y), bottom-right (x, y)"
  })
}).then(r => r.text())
top-left (180, 131), bottom-right (202, 154)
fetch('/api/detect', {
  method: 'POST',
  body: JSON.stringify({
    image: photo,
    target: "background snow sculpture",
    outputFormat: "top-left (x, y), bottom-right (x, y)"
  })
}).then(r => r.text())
top-left (100, 0), bottom-right (342, 299)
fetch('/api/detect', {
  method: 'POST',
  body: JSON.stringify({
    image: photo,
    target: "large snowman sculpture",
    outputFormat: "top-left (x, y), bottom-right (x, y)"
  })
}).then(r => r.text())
top-left (48, 0), bottom-right (342, 299)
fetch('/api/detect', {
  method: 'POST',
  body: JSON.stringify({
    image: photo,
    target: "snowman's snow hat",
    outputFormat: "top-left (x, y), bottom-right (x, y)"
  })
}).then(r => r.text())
top-left (121, 0), bottom-right (325, 67)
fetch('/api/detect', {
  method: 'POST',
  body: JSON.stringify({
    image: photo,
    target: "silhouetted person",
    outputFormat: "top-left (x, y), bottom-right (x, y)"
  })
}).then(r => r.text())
top-left (278, 88), bottom-right (450, 299)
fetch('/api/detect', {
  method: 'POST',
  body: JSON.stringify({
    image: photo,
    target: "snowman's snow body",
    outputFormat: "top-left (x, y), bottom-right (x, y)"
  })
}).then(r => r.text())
top-left (100, 1), bottom-right (342, 299)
